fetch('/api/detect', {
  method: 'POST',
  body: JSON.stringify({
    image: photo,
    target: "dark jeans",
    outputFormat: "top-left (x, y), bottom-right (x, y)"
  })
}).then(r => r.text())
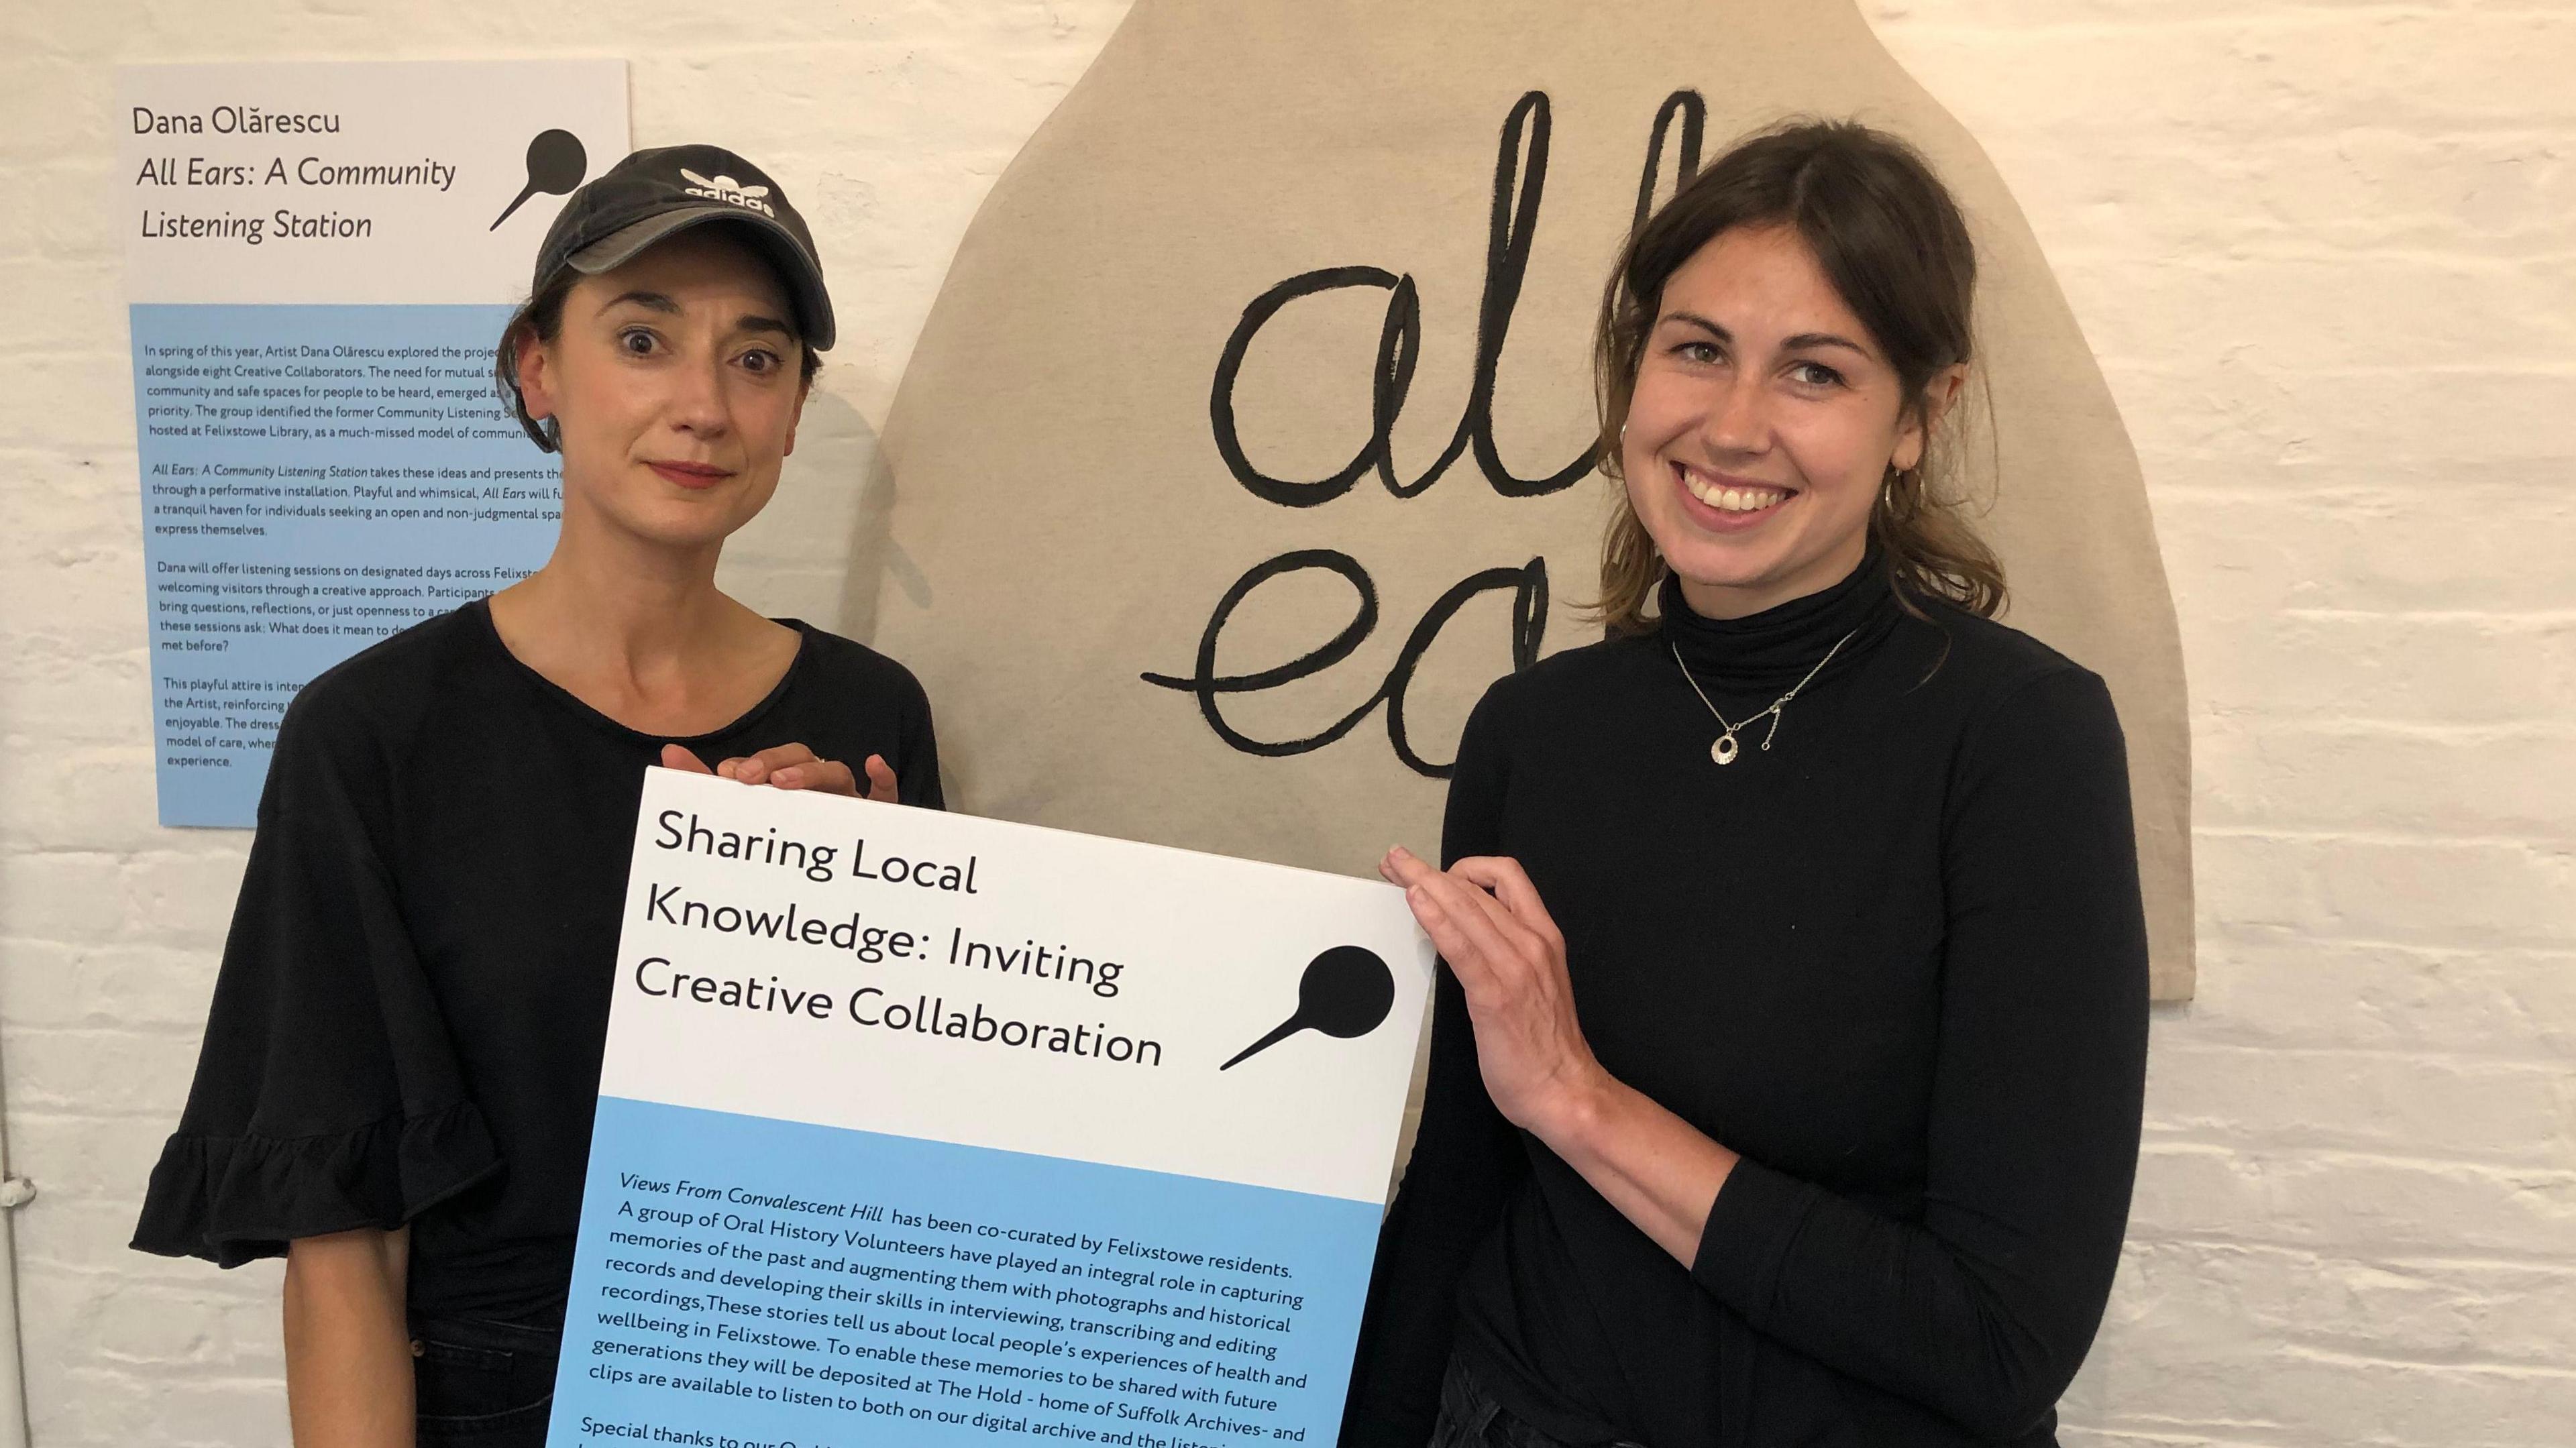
top-left (1429, 1354), bottom-right (1649, 1448)
top-left (411, 1315), bottom-right (559, 1445)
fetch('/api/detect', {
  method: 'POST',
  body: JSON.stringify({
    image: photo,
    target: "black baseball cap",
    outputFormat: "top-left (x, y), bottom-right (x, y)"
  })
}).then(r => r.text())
top-left (531, 144), bottom-right (835, 351)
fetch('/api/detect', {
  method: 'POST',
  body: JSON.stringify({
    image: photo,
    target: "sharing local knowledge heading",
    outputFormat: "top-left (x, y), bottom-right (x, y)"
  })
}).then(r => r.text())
top-left (635, 803), bottom-right (1167, 1069)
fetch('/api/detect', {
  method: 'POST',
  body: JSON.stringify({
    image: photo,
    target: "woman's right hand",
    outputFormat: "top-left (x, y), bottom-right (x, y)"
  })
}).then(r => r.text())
top-left (661, 742), bottom-right (900, 801)
top-left (1379, 847), bottom-right (1612, 1139)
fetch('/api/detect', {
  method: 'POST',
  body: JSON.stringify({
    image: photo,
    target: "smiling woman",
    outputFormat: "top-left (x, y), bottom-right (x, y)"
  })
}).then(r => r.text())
top-left (130, 146), bottom-right (945, 1448)
top-left (1593, 119), bottom-right (2001, 630)
top-left (1345, 121), bottom-right (2147, 1448)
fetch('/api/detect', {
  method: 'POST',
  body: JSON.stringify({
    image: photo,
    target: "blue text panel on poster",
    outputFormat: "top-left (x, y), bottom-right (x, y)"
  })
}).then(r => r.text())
top-left (553, 1097), bottom-right (1377, 1448)
top-left (132, 302), bottom-right (559, 825)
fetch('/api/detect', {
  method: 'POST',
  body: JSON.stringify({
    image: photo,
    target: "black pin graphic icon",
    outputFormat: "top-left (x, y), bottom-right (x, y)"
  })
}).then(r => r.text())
top-left (490, 128), bottom-right (588, 231)
top-left (1220, 945), bottom-right (1396, 1071)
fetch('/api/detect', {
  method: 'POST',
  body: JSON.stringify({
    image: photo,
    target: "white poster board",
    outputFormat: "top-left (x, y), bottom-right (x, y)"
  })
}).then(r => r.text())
top-left (552, 769), bottom-right (1434, 1446)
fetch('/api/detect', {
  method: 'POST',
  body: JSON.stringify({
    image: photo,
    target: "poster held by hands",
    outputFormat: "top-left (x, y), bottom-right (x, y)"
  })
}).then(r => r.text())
top-left (549, 769), bottom-right (1434, 1446)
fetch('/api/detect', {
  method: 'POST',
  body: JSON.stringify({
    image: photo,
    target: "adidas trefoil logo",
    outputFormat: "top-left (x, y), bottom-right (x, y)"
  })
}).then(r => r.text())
top-left (680, 168), bottom-right (777, 218)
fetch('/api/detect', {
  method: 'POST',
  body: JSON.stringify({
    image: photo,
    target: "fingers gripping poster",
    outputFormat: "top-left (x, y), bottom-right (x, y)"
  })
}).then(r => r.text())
top-left (552, 770), bottom-right (1434, 1446)
top-left (860, 0), bottom-right (2197, 999)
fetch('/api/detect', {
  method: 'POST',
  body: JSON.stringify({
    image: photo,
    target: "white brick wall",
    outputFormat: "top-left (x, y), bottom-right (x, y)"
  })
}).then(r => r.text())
top-left (1860, 3), bottom-right (2576, 1441)
top-left (1, 2), bottom-right (2567, 1444)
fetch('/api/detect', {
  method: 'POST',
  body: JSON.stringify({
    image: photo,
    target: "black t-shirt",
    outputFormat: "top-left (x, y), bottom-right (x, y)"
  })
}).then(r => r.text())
top-left (131, 599), bottom-right (943, 1325)
top-left (1341, 559), bottom-right (2149, 1447)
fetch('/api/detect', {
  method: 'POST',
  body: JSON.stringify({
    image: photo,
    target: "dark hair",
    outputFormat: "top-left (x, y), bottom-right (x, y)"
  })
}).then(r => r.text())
top-left (494, 246), bottom-right (825, 453)
top-left (1590, 117), bottom-right (2002, 632)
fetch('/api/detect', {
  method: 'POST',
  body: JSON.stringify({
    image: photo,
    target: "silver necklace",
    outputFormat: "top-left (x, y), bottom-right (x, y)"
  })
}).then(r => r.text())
top-left (1669, 628), bottom-right (1857, 765)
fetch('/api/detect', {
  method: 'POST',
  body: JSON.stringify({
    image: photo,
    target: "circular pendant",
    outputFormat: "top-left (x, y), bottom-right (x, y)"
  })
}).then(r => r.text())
top-left (1712, 734), bottom-right (1739, 765)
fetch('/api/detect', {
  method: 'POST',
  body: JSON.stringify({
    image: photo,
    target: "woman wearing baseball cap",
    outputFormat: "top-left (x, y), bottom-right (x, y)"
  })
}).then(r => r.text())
top-left (131, 146), bottom-right (936, 1445)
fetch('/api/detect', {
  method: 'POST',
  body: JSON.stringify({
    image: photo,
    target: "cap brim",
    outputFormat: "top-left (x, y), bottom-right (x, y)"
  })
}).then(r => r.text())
top-left (567, 206), bottom-right (836, 351)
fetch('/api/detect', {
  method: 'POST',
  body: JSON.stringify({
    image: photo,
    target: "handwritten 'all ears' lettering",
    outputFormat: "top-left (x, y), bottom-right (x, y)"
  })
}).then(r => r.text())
top-left (1208, 89), bottom-right (1707, 508)
top-left (1163, 90), bottom-right (1700, 776)
top-left (1142, 549), bottom-right (1548, 778)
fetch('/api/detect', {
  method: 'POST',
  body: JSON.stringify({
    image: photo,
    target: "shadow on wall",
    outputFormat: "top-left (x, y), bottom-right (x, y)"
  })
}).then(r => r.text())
top-left (833, 394), bottom-right (929, 651)
top-left (713, 385), bottom-right (904, 638)
top-left (715, 383), bottom-right (946, 799)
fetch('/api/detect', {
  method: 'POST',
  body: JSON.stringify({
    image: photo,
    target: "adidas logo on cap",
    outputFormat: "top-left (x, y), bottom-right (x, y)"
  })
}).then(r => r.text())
top-left (680, 168), bottom-right (775, 219)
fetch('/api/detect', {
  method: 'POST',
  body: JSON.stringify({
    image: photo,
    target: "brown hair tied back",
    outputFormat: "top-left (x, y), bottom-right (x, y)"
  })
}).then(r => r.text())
top-left (1590, 117), bottom-right (2004, 634)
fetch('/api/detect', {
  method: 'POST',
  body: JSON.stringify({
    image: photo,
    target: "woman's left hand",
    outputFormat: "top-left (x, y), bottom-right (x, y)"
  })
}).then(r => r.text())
top-left (1381, 845), bottom-right (1611, 1140)
top-left (661, 742), bottom-right (900, 801)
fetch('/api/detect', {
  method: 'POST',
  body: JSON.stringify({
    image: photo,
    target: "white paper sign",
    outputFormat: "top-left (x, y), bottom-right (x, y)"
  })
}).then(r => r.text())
top-left (552, 769), bottom-right (1435, 1447)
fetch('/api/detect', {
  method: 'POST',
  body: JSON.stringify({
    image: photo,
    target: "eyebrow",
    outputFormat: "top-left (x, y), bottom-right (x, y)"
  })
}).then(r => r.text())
top-left (1661, 310), bottom-right (1876, 361)
top-left (599, 289), bottom-right (681, 317)
top-left (597, 290), bottom-right (798, 341)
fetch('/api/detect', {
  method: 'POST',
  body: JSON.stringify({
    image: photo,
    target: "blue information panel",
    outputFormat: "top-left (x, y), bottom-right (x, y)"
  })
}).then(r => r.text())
top-left (132, 303), bottom-right (559, 824)
top-left (558, 1099), bottom-right (1378, 1447)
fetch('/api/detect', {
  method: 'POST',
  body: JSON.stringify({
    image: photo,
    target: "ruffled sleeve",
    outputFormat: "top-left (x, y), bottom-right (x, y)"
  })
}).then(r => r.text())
top-left (131, 683), bottom-right (501, 1266)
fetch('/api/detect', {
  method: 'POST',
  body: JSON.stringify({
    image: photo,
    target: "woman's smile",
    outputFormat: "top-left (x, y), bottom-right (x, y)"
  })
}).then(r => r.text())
top-left (1671, 460), bottom-right (1796, 532)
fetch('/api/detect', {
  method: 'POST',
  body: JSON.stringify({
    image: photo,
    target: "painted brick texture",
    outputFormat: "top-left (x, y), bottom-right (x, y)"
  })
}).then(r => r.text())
top-left (1862, 3), bottom-right (2576, 1441)
top-left (1, 2), bottom-right (2568, 1445)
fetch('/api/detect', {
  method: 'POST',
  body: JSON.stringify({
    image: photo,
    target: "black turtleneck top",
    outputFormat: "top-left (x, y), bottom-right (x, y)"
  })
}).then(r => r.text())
top-left (1341, 557), bottom-right (2149, 1447)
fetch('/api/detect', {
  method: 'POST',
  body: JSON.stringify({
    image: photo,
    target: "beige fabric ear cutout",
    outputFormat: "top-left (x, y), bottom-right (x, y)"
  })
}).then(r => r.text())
top-left (859, 0), bottom-right (2195, 1001)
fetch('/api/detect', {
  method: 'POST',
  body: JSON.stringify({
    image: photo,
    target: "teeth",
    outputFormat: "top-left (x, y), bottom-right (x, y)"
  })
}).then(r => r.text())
top-left (1682, 469), bottom-right (1785, 512)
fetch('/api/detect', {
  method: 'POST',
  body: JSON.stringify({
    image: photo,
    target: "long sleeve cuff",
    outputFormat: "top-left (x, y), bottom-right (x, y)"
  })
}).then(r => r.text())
top-left (1689, 1154), bottom-right (1819, 1321)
